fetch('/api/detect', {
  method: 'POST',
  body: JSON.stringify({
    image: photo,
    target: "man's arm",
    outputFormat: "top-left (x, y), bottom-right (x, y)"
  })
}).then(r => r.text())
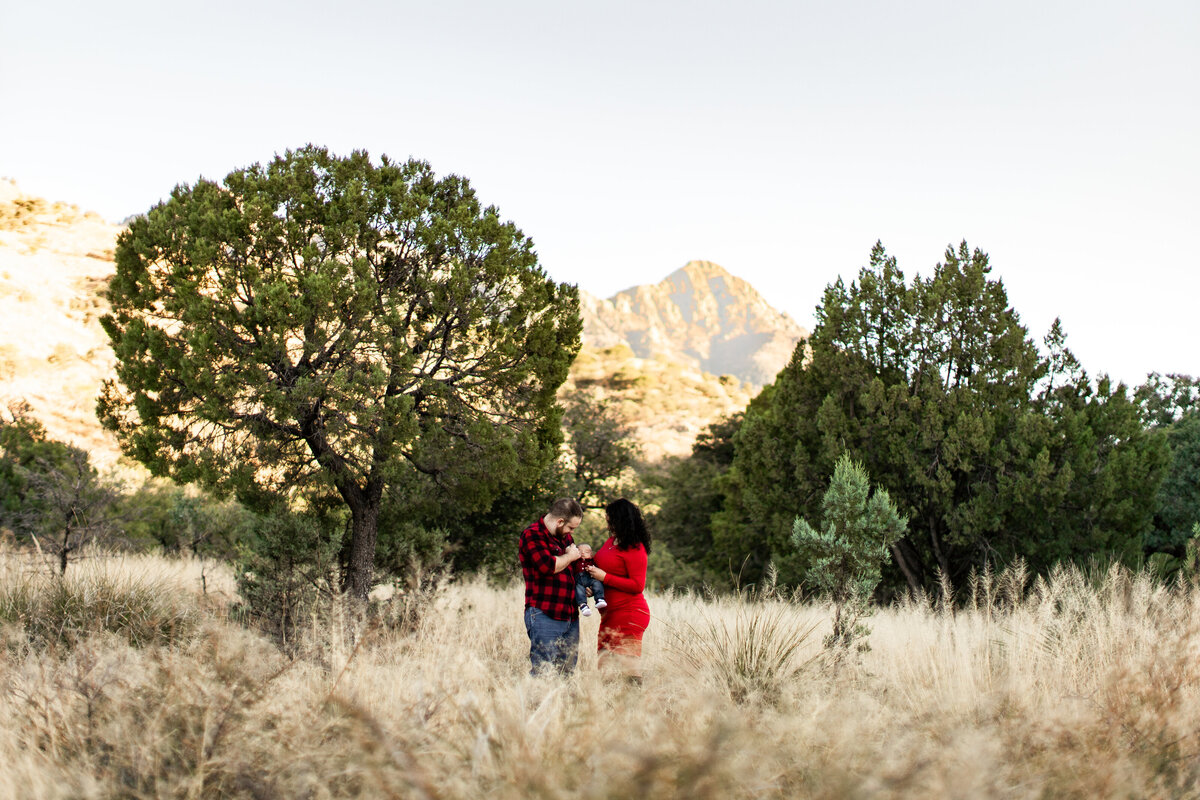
top-left (553, 543), bottom-right (581, 573)
top-left (521, 529), bottom-right (581, 575)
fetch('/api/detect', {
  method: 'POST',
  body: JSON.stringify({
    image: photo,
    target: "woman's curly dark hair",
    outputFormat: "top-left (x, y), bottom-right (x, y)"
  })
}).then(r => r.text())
top-left (605, 498), bottom-right (651, 554)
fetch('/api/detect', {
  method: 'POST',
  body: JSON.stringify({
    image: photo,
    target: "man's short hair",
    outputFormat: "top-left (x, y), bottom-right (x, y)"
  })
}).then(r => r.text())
top-left (548, 498), bottom-right (583, 520)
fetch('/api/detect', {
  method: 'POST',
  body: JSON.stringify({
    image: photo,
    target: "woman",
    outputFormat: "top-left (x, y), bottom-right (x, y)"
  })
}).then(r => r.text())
top-left (584, 497), bottom-right (651, 679)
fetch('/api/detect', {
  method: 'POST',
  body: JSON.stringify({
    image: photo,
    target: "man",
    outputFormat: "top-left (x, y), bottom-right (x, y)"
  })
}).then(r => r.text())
top-left (518, 498), bottom-right (585, 674)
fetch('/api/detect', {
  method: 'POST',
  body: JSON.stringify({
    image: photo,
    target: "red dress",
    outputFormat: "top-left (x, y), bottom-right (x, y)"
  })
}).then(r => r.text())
top-left (593, 538), bottom-right (650, 656)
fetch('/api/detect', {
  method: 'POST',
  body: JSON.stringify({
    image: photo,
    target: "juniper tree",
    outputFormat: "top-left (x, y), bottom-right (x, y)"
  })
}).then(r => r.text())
top-left (792, 453), bottom-right (906, 650)
top-left (99, 146), bottom-right (580, 599)
top-left (717, 241), bottom-right (1167, 593)
top-left (553, 389), bottom-right (641, 511)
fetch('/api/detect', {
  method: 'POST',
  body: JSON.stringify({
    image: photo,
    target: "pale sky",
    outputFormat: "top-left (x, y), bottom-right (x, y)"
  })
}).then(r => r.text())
top-left (2, 0), bottom-right (1196, 386)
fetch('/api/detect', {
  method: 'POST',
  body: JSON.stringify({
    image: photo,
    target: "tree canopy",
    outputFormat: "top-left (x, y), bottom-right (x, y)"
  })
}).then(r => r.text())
top-left (716, 241), bottom-right (1168, 593)
top-left (99, 146), bottom-right (581, 598)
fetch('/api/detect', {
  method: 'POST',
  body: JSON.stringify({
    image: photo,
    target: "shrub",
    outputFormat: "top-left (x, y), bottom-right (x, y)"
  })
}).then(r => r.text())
top-left (234, 508), bottom-right (343, 649)
top-left (792, 453), bottom-right (906, 653)
top-left (667, 572), bottom-right (818, 703)
top-left (0, 558), bottom-right (198, 648)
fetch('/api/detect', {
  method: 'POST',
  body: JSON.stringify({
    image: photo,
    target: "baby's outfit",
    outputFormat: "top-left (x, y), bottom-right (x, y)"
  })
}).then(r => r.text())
top-left (575, 555), bottom-right (607, 617)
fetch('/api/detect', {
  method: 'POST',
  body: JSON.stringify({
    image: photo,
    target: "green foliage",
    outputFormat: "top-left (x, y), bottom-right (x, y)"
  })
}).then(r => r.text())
top-left (644, 539), bottom-right (708, 590)
top-left (1134, 374), bottom-right (1200, 560)
top-left (371, 512), bottom-right (449, 580)
top-left (650, 414), bottom-right (742, 590)
top-left (118, 481), bottom-right (256, 560)
top-left (550, 389), bottom-right (642, 510)
top-left (1136, 373), bottom-right (1200, 428)
top-left (432, 482), bottom-right (546, 579)
top-left (99, 146), bottom-right (580, 599)
top-left (0, 404), bottom-right (75, 523)
top-left (1148, 410), bottom-right (1200, 552)
top-left (719, 241), bottom-right (1168, 593)
top-left (0, 405), bottom-right (121, 573)
top-left (234, 507), bottom-right (344, 647)
top-left (792, 454), bottom-right (906, 650)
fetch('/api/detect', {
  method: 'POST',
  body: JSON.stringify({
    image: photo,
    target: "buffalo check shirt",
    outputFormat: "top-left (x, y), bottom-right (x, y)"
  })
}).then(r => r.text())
top-left (519, 517), bottom-right (579, 621)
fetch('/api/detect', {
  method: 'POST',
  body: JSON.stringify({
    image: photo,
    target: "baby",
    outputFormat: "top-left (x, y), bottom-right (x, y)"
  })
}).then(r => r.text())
top-left (575, 543), bottom-right (607, 617)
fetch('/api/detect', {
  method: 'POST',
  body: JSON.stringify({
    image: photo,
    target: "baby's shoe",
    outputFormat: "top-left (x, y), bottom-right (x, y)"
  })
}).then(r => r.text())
top-left (595, 598), bottom-right (608, 609)
top-left (580, 604), bottom-right (592, 617)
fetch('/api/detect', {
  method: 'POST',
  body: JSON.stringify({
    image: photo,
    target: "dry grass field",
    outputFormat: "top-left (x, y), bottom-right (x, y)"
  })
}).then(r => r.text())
top-left (1, 547), bottom-right (1198, 799)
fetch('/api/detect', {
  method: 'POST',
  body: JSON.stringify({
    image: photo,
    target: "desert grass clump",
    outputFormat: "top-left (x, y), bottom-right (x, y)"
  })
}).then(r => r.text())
top-left (666, 574), bottom-right (819, 703)
top-left (0, 554), bottom-right (198, 648)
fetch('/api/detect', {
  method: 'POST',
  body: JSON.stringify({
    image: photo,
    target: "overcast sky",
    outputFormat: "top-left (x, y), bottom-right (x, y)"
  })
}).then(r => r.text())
top-left (2, 0), bottom-right (1196, 385)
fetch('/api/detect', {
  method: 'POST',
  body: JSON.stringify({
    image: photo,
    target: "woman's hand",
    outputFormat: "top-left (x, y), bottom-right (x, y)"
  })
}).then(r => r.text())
top-left (586, 565), bottom-right (607, 582)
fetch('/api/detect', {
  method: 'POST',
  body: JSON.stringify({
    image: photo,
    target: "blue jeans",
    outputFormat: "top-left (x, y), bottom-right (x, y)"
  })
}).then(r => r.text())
top-left (575, 573), bottom-right (606, 608)
top-left (524, 607), bottom-right (580, 675)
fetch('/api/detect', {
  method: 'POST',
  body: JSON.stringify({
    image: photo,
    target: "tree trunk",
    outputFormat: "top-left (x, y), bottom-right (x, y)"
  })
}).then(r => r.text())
top-left (891, 538), bottom-right (923, 595)
top-left (60, 523), bottom-right (71, 575)
top-left (344, 494), bottom-right (382, 602)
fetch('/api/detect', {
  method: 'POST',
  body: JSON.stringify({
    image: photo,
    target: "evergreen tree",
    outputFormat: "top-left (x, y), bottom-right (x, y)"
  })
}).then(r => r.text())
top-left (1150, 411), bottom-right (1200, 553)
top-left (99, 146), bottom-right (580, 599)
top-left (0, 406), bottom-right (120, 573)
top-left (553, 389), bottom-right (642, 510)
top-left (651, 413), bottom-right (742, 589)
top-left (1137, 374), bottom-right (1200, 556)
top-left (718, 242), bottom-right (1167, 593)
top-left (792, 454), bottom-right (906, 650)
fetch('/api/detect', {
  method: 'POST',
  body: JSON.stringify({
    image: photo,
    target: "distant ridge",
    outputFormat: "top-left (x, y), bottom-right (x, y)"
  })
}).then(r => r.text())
top-left (580, 260), bottom-right (807, 387)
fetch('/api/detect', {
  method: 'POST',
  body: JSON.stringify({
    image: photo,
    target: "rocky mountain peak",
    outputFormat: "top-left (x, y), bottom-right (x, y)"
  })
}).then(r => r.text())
top-left (581, 261), bottom-right (807, 388)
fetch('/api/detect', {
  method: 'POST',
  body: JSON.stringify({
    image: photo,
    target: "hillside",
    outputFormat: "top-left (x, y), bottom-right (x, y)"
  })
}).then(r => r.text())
top-left (0, 180), bottom-right (124, 465)
top-left (562, 344), bottom-right (753, 462)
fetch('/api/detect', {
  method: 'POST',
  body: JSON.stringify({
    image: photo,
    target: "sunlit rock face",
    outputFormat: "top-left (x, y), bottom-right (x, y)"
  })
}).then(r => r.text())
top-left (579, 260), bottom-right (807, 389)
top-left (0, 180), bottom-right (124, 466)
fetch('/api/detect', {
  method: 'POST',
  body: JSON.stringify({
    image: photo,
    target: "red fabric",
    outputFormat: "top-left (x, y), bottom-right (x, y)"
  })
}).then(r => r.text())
top-left (594, 538), bottom-right (649, 653)
top-left (518, 518), bottom-right (578, 621)
top-left (597, 607), bottom-right (650, 656)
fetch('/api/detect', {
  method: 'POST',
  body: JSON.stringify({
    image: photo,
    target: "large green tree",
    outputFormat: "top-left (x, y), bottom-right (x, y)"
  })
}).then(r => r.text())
top-left (717, 242), bottom-right (1168, 593)
top-left (99, 146), bottom-right (580, 599)
top-left (1137, 374), bottom-right (1200, 554)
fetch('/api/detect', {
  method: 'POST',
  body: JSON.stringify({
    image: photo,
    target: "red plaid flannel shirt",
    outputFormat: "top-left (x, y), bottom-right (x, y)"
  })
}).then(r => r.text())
top-left (519, 517), bottom-right (579, 621)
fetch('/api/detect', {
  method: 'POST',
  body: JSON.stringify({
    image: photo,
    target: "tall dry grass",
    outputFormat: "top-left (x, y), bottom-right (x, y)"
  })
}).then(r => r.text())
top-left (1, 547), bottom-right (1198, 798)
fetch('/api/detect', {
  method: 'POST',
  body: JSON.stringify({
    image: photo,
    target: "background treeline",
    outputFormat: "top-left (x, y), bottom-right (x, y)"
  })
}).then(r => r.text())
top-left (4, 207), bottom-right (1198, 615)
top-left (0, 386), bottom-right (639, 639)
top-left (649, 242), bottom-right (1200, 596)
